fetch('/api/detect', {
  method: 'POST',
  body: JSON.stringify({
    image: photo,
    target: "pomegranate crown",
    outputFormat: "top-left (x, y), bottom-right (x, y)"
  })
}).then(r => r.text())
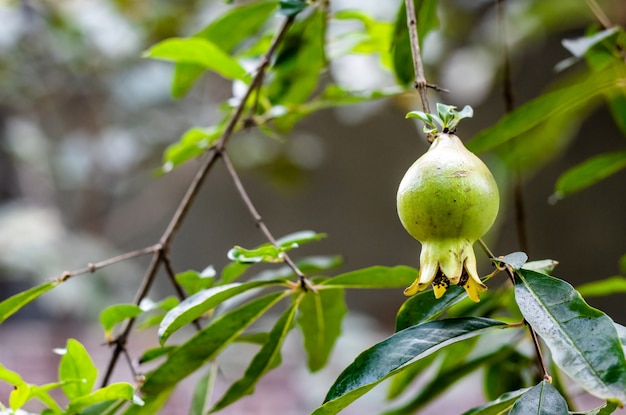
top-left (406, 103), bottom-right (473, 135)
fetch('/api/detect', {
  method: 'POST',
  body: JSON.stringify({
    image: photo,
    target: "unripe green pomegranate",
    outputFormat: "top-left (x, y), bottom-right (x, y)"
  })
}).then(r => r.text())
top-left (397, 104), bottom-right (499, 302)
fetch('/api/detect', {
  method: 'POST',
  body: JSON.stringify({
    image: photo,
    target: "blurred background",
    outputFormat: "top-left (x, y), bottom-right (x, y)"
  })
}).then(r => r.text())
top-left (0, 0), bottom-right (625, 414)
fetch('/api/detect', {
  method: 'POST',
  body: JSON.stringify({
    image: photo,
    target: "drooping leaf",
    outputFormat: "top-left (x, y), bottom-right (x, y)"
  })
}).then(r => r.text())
top-left (298, 289), bottom-right (347, 372)
top-left (576, 276), bottom-right (626, 298)
top-left (143, 292), bottom-right (287, 395)
top-left (0, 281), bottom-right (58, 325)
top-left (67, 383), bottom-right (135, 413)
top-left (461, 388), bottom-right (529, 415)
top-left (514, 269), bottom-right (626, 403)
top-left (158, 279), bottom-right (287, 344)
top-left (312, 318), bottom-right (508, 415)
top-left (553, 149), bottom-right (626, 199)
top-left (189, 364), bottom-right (217, 415)
top-left (144, 38), bottom-right (246, 80)
top-left (320, 266), bottom-right (418, 289)
top-left (391, 0), bottom-right (439, 86)
top-left (467, 68), bottom-right (624, 154)
top-left (210, 298), bottom-right (300, 412)
top-left (59, 339), bottom-right (98, 400)
top-left (509, 381), bottom-right (568, 415)
top-left (99, 304), bottom-right (143, 341)
top-left (395, 285), bottom-right (466, 331)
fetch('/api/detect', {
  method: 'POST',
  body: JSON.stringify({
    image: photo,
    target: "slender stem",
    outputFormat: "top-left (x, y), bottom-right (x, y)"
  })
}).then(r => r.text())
top-left (221, 152), bottom-right (315, 292)
top-left (528, 318), bottom-right (551, 381)
top-left (496, 0), bottom-right (529, 254)
top-left (586, 0), bottom-right (612, 29)
top-left (100, 15), bottom-right (297, 386)
top-left (404, 0), bottom-right (431, 115)
top-left (57, 244), bottom-right (160, 282)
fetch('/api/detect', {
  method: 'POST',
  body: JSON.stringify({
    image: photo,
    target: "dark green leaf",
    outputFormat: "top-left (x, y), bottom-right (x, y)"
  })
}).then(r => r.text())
top-left (515, 269), bottom-right (626, 402)
top-left (298, 289), bottom-right (347, 372)
top-left (553, 150), bottom-right (626, 199)
top-left (313, 318), bottom-right (508, 415)
top-left (210, 299), bottom-right (299, 412)
top-left (143, 292), bottom-right (286, 394)
top-left (386, 353), bottom-right (438, 400)
top-left (279, 0), bottom-right (308, 17)
top-left (577, 276), bottom-right (626, 298)
top-left (391, 0), bottom-right (439, 86)
top-left (493, 252), bottom-right (528, 270)
top-left (321, 266), bottom-right (418, 289)
top-left (0, 281), bottom-right (58, 325)
top-left (158, 279), bottom-right (286, 344)
top-left (59, 339), bottom-right (98, 400)
top-left (144, 38), bottom-right (246, 80)
top-left (509, 381), bottom-right (568, 415)
top-left (467, 68), bottom-right (624, 154)
top-left (395, 285), bottom-right (466, 331)
top-left (268, 9), bottom-right (325, 105)
top-left (461, 388), bottom-right (529, 415)
top-left (99, 304), bottom-right (143, 341)
top-left (138, 346), bottom-right (176, 364)
top-left (190, 364), bottom-right (217, 415)
top-left (67, 383), bottom-right (134, 413)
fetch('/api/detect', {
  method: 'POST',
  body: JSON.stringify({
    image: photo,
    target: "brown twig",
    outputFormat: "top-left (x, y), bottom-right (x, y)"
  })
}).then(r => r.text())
top-left (220, 152), bottom-right (315, 292)
top-left (161, 253), bottom-right (203, 331)
top-left (100, 15), bottom-right (297, 387)
top-left (586, 0), bottom-right (612, 29)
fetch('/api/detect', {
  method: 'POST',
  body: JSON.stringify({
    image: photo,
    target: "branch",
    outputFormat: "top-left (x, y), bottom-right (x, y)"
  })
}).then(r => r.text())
top-left (100, 15), bottom-right (297, 387)
top-left (221, 152), bottom-right (315, 292)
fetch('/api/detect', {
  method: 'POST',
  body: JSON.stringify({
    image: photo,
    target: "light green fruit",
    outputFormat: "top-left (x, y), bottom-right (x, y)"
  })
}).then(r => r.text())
top-left (397, 133), bottom-right (499, 301)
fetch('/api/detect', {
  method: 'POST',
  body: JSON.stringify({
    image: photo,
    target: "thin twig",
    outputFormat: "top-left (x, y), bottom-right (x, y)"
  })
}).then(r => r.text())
top-left (586, 0), bottom-right (612, 29)
top-left (57, 244), bottom-right (160, 282)
top-left (497, 0), bottom-right (529, 254)
top-left (100, 15), bottom-right (296, 387)
top-left (404, 0), bottom-right (430, 114)
top-left (221, 152), bottom-right (315, 292)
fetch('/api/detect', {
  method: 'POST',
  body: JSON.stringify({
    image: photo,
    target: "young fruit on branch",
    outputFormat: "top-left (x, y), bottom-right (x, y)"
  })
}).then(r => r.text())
top-left (397, 104), bottom-right (499, 302)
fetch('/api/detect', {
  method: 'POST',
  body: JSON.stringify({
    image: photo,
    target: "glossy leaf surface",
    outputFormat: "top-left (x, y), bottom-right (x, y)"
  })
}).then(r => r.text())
top-left (461, 388), bottom-right (529, 415)
top-left (509, 381), bottom-right (568, 415)
top-left (0, 281), bottom-right (58, 325)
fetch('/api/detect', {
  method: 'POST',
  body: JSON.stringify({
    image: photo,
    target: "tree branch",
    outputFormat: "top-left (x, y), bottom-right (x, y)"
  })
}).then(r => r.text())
top-left (221, 152), bottom-right (315, 292)
top-left (100, 15), bottom-right (297, 387)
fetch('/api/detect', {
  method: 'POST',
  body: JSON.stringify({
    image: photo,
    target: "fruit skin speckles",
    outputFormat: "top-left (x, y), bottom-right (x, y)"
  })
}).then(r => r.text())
top-left (397, 133), bottom-right (499, 302)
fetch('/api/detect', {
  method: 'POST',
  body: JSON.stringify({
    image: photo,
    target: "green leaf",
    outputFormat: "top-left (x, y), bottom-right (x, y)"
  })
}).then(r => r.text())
top-left (312, 317), bottom-right (508, 415)
top-left (386, 353), bottom-right (438, 400)
top-left (461, 388), bottom-right (529, 415)
top-left (522, 259), bottom-right (559, 274)
top-left (0, 364), bottom-right (30, 410)
top-left (467, 68), bottom-right (624, 154)
top-left (298, 289), bottom-right (347, 372)
top-left (569, 400), bottom-right (619, 414)
top-left (577, 276), bottom-right (626, 298)
top-left (275, 230), bottom-right (327, 249)
top-left (138, 346), bottom-right (176, 364)
top-left (99, 304), bottom-right (143, 341)
top-left (158, 279), bottom-right (286, 345)
top-left (279, 0), bottom-right (308, 17)
top-left (391, 0), bottom-right (439, 86)
top-left (144, 38), bottom-right (246, 80)
top-left (175, 269), bottom-right (215, 296)
top-left (210, 298), bottom-right (300, 412)
top-left (0, 281), bottom-right (58, 325)
top-left (220, 262), bottom-right (251, 284)
top-left (162, 126), bottom-right (223, 173)
top-left (80, 400), bottom-right (127, 415)
top-left (553, 149), bottom-right (626, 199)
top-left (334, 10), bottom-right (393, 68)
top-left (514, 269), bottom-right (626, 403)
top-left (143, 292), bottom-right (287, 395)
top-left (395, 285), bottom-right (466, 331)
top-left (509, 381), bottom-right (568, 415)
top-left (268, 9), bottom-right (325, 105)
top-left (227, 245), bottom-right (284, 263)
top-left (190, 364), bottom-right (217, 415)
top-left (59, 339), bottom-right (98, 400)
top-left (320, 266), bottom-right (418, 289)
top-left (67, 383), bottom-right (134, 413)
